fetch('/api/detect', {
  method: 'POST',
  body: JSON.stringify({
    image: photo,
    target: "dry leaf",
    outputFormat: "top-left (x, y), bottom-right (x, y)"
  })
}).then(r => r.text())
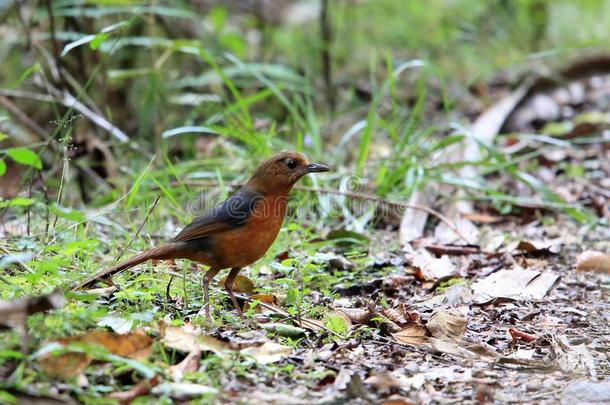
top-left (471, 268), bottom-right (560, 303)
top-left (462, 213), bottom-right (503, 224)
top-left (162, 326), bottom-right (232, 357)
top-left (576, 250), bottom-right (610, 273)
top-left (508, 328), bottom-right (537, 343)
top-left (331, 308), bottom-right (364, 325)
top-left (0, 289), bottom-right (65, 336)
top-left (299, 318), bottom-right (325, 332)
top-left (364, 371), bottom-right (404, 391)
top-left (218, 274), bottom-right (254, 294)
top-left (515, 240), bottom-right (559, 256)
top-left (109, 375), bottom-right (160, 405)
top-left (38, 330), bottom-right (152, 379)
top-left (399, 191), bottom-right (433, 244)
top-left (426, 309), bottom-right (468, 340)
top-left (409, 249), bottom-right (457, 281)
top-left (162, 325), bottom-right (291, 364)
top-left (169, 348), bottom-right (201, 381)
top-left (240, 342), bottom-right (292, 364)
top-left (392, 324), bottom-right (428, 346)
top-left (244, 293), bottom-right (280, 313)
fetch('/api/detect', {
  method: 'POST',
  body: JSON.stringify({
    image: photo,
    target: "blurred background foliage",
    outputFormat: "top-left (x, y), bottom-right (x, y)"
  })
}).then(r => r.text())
top-left (0, 0), bottom-right (609, 224)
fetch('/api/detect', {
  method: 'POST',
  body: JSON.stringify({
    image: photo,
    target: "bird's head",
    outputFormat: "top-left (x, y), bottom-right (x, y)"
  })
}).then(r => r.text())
top-left (247, 151), bottom-right (329, 194)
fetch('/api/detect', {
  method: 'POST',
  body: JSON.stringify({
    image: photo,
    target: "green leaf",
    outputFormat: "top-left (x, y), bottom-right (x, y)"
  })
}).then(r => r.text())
top-left (6, 148), bottom-right (42, 170)
top-left (325, 312), bottom-right (349, 334)
top-left (90, 32), bottom-right (109, 50)
top-left (0, 159), bottom-right (6, 176)
top-left (209, 6), bottom-right (227, 31)
top-left (0, 132), bottom-right (8, 142)
top-left (0, 197), bottom-right (35, 208)
top-left (50, 204), bottom-right (87, 223)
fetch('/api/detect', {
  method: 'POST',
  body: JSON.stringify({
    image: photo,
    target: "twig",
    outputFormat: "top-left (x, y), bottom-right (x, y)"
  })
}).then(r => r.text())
top-left (0, 95), bottom-right (49, 140)
top-left (166, 180), bottom-right (472, 245)
top-left (115, 194), bottom-right (161, 263)
top-left (0, 88), bottom-right (129, 143)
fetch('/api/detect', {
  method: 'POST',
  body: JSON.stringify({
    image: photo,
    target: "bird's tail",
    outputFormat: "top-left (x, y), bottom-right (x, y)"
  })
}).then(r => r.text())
top-left (73, 243), bottom-right (180, 290)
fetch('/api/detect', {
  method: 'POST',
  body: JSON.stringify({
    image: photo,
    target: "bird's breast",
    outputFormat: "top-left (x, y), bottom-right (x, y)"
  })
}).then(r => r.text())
top-left (211, 194), bottom-right (288, 268)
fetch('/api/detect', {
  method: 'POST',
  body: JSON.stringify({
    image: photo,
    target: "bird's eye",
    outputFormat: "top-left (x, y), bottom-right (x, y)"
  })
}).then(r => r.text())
top-left (285, 158), bottom-right (297, 169)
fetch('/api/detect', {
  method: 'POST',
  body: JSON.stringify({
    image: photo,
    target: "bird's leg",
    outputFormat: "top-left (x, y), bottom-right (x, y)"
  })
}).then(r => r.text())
top-left (224, 267), bottom-right (244, 320)
top-left (200, 267), bottom-right (221, 319)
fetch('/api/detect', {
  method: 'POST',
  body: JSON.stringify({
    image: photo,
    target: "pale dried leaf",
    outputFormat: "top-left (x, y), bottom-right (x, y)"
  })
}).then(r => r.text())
top-left (576, 250), bottom-right (610, 273)
top-left (426, 309), bottom-right (468, 340)
top-left (169, 348), bottom-right (201, 381)
top-left (471, 269), bottom-right (560, 303)
top-left (409, 249), bottom-right (457, 281)
top-left (240, 341), bottom-right (292, 364)
top-left (38, 330), bottom-right (152, 379)
top-left (392, 324), bottom-right (428, 346)
top-left (399, 191), bottom-right (433, 244)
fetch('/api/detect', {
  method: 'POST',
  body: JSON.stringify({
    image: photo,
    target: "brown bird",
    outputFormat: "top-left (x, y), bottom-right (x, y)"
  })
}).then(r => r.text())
top-left (74, 151), bottom-right (329, 319)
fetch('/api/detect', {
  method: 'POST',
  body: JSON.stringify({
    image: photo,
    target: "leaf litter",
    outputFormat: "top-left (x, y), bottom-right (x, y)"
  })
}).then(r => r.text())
top-left (2, 56), bottom-right (610, 405)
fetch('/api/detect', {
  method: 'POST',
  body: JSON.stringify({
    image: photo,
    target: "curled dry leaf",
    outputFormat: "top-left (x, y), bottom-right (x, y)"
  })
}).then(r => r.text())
top-left (392, 324), bottom-right (429, 346)
top-left (508, 328), bottom-right (537, 343)
top-left (243, 293), bottom-right (281, 313)
top-left (576, 250), bottom-right (610, 273)
top-left (426, 309), bottom-right (468, 341)
top-left (218, 274), bottom-right (254, 294)
top-left (515, 240), bottom-right (559, 256)
top-left (381, 307), bottom-right (408, 326)
top-left (109, 375), bottom-right (160, 405)
top-left (38, 330), bottom-right (152, 379)
top-left (169, 347), bottom-right (201, 381)
top-left (333, 307), bottom-right (372, 325)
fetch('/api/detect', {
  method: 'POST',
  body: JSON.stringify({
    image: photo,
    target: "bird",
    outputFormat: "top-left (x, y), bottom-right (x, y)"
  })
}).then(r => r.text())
top-left (74, 151), bottom-right (329, 319)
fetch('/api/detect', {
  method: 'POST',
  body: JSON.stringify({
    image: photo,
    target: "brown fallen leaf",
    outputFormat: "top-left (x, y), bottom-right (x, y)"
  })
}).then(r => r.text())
top-left (508, 328), bottom-right (537, 343)
top-left (169, 347), bottom-right (201, 381)
top-left (392, 324), bottom-right (429, 346)
top-left (462, 212), bottom-right (503, 224)
top-left (333, 307), bottom-right (371, 325)
top-left (162, 326), bottom-right (232, 357)
top-left (39, 330), bottom-right (152, 379)
top-left (109, 375), bottom-right (160, 405)
top-left (426, 309), bottom-right (468, 340)
top-left (576, 250), bottom-right (610, 273)
top-left (243, 293), bottom-right (281, 313)
top-left (515, 240), bottom-right (559, 256)
top-left (162, 325), bottom-right (292, 364)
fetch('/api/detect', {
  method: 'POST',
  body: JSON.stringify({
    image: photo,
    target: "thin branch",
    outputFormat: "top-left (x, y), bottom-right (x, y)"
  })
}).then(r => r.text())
top-left (0, 95), bottom-right (49, 140)
top-left (115, 194), bottom-right (161, 263)
top-left (0, 88), bottom-right (129, 143)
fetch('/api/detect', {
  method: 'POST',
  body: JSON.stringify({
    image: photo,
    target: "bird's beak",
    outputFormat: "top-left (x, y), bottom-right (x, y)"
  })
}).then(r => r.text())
top-left (306, 162), bottom-right (330, 173)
